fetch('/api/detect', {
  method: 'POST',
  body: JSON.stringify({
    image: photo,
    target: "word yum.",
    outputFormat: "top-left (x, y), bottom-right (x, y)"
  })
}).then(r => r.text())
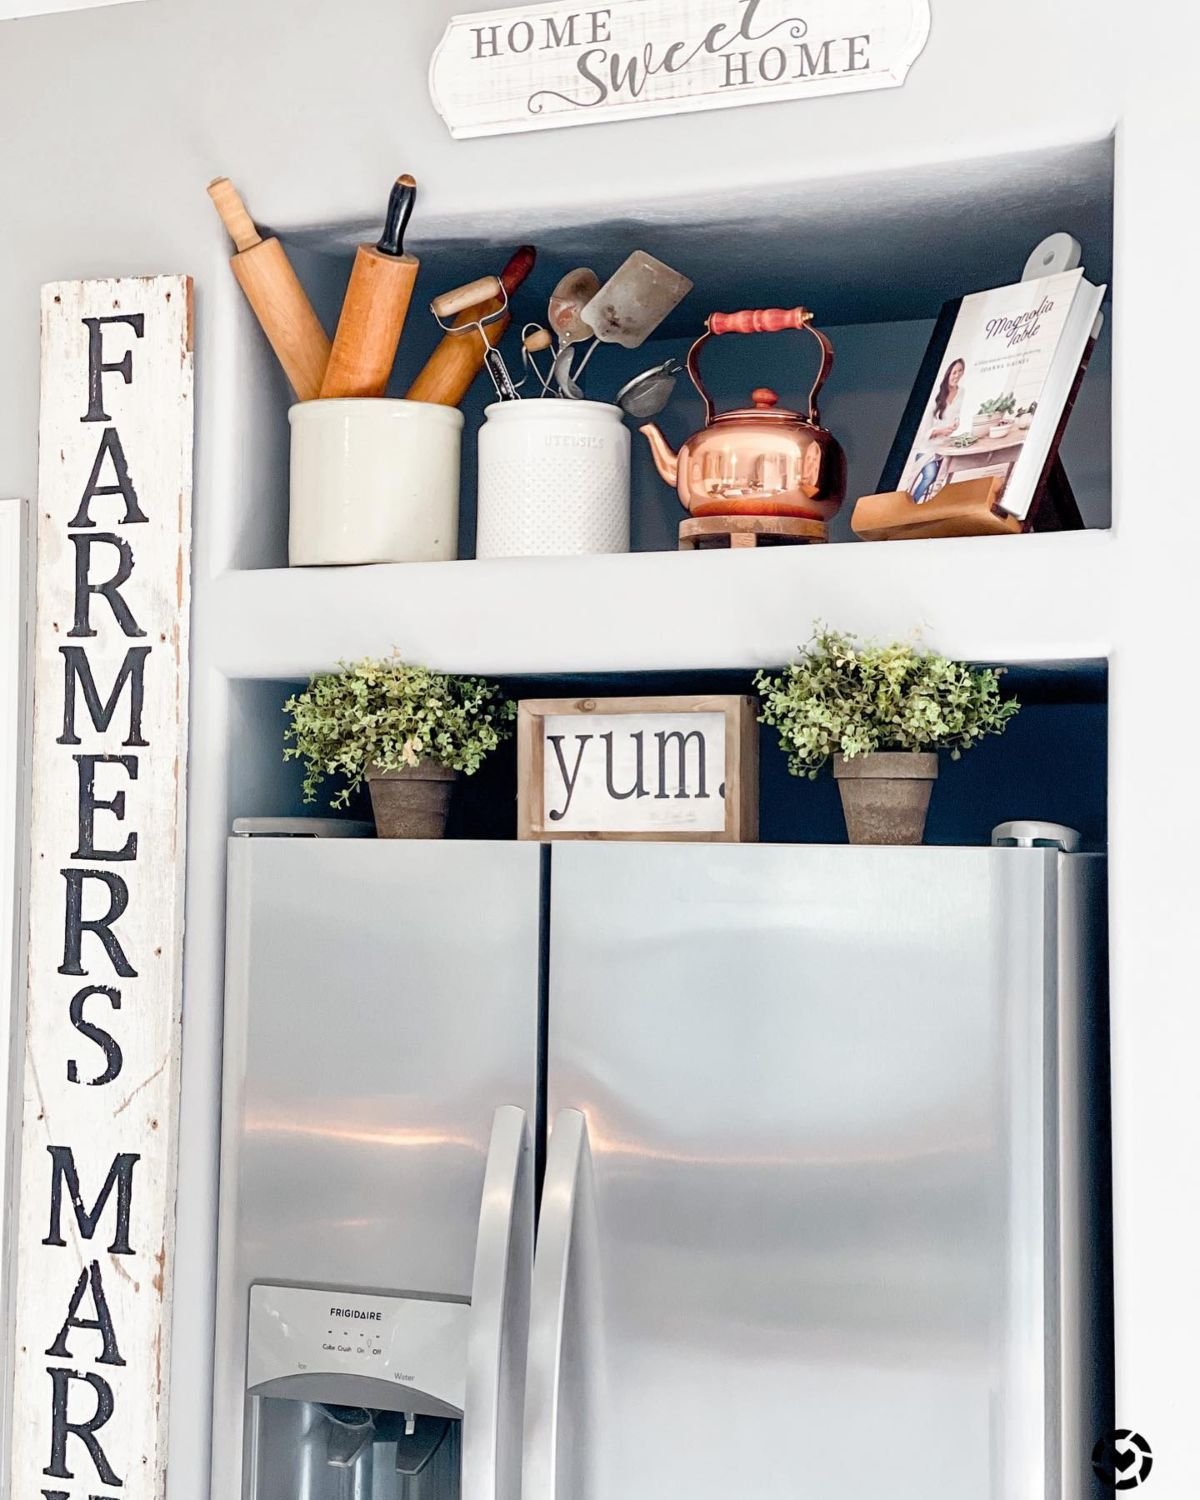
top-left (547, 727), bottom-right (722, 821)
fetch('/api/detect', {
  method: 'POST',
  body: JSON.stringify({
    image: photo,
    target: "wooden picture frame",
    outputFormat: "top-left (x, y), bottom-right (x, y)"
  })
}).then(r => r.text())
top-left (517, 694), bottom-right (758, 843)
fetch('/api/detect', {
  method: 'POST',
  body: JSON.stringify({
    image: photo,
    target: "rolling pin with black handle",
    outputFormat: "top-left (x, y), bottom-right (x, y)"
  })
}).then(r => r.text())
top-left (406, 245), bottom-right (536, 408)
top-left (320, 174), bottom-right (420, 399)
top-left (208, 176), bottom-right (332, 402)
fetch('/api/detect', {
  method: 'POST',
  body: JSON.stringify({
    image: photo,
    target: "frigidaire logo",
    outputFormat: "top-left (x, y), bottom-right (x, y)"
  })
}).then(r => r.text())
top-left (1092, 1430), bottom-right (1153, 1489)
top-left (330, 1307), bottom-right (381, 1321)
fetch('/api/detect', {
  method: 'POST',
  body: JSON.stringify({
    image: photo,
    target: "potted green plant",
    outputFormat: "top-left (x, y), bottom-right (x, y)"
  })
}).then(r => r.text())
top-left (284, 657), bottom-right (516, 838)
top-left (755, 629), bottom-right (1020, 845)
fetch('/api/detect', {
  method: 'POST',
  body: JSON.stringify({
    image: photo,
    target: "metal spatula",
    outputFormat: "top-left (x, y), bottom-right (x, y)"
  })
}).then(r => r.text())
top-left (571, 251), bottom-right (693, 388)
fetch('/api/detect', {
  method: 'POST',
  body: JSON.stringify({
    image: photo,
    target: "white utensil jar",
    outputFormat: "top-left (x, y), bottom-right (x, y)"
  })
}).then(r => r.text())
top-left (476, 400), bottom-right (630, 558)
top-left (289, 398), bottom-right (463, 566)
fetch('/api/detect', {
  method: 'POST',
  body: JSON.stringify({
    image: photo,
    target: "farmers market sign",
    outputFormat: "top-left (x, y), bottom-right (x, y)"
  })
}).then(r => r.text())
top-left (430, 0), bottom-right (930, 137)
top-left (7, 277), bottom-right (192, 1500)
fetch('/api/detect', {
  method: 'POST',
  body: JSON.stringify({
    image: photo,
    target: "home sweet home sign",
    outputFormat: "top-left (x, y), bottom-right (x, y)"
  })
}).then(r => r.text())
top-left (430, 0), bottom-right (930, 137)
top-left (7, 278), bottom-right (193, 1500)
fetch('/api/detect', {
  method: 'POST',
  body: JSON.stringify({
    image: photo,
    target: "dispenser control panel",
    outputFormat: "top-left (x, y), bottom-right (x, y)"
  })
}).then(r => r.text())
top-left (247, 1283), bottom-right (468, 1413)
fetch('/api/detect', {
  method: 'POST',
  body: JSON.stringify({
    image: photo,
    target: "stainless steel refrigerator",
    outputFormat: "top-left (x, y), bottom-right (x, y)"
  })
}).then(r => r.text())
top-left (212, 833), bottom-right (1110, 1500)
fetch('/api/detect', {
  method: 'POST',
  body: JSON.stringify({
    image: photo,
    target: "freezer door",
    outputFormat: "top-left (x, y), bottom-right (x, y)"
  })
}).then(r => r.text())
top-left (212, 839), bottom-right (542, 1500)
top-left (532, 843), bottom-right (1085, 1500)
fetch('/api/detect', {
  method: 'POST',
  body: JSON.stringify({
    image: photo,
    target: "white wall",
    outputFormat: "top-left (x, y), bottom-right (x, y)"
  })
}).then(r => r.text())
top-left (0, 1), bottom-right (1196, 1497)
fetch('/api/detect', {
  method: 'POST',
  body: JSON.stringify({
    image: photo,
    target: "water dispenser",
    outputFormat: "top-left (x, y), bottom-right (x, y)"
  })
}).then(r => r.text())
top-left (246, 1285), bottom-right (467, 1500)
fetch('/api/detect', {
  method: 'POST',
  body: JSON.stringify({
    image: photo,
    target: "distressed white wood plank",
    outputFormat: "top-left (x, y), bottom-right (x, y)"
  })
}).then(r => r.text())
top-left (0, 496), bottom-right (31, 1486)
top-left (0, 0), bottom-right (146, 17)
top-left (8, 277), bottom-right (192, 1500)
top-left (430, 0), bottom-right (931, 137)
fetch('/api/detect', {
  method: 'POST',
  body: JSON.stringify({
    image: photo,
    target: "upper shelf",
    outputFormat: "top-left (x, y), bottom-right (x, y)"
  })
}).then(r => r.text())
top-left (205, 132), bottom-right (1116, 576)
top-left (201, 530), bottom-right (1115, 680)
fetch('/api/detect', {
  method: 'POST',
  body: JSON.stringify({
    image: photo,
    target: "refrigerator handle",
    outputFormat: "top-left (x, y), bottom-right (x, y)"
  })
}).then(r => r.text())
top-left (462, 1105), bottom-right (534, 1500)
top-left (522, 1109), bottom-right (593, 1500)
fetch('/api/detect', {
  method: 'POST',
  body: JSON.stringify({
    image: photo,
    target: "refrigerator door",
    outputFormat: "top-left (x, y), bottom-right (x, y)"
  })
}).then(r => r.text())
top-left (531, 843), bottom-right (1098, 1500)
top-left (212, 839), bottom-right (542, 1500)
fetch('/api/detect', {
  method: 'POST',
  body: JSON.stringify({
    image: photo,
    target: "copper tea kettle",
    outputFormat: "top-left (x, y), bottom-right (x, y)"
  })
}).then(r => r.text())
top-left (640, 307), bottom-right (846, 521)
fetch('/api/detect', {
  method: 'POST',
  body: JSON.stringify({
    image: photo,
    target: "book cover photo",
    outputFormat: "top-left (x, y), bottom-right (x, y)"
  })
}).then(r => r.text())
top-left (889, 268), bottom-right (1101, 521)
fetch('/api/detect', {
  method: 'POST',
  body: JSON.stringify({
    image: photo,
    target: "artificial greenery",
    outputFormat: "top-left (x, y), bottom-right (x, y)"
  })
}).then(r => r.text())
top-left (284, 656), bottom-right (516, 808)
top-left (977, 392), bottom-right (1016, 418)
top-left (755, 628), bottom-right (1019, 779)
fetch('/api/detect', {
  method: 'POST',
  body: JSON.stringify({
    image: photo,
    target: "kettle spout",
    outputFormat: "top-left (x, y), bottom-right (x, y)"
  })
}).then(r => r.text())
top-left (639, 423), bottom-right (679, 488)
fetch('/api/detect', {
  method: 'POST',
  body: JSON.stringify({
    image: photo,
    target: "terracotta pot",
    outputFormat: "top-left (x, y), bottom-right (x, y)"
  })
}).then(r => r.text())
top-left (833, 752), bottom-right (938, 846)
top-left (366, 761), bottom-right (458, 839)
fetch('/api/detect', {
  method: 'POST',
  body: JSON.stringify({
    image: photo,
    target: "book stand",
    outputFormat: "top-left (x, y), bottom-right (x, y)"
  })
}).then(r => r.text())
top-left (851, 458), bottom-right (1085, 541)
top-left (851, 234), bottom-right (1097, 543)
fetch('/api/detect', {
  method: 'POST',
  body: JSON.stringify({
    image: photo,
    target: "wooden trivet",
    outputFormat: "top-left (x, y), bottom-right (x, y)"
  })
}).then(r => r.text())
top-left (678, 515), bottom-right (828, 550)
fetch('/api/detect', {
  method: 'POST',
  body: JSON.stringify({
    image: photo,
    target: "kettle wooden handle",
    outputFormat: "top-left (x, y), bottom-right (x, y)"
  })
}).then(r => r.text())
top-left (687, 310), bottom-right (835, 426)
top-left (709, 308), bottom-right (813, 335)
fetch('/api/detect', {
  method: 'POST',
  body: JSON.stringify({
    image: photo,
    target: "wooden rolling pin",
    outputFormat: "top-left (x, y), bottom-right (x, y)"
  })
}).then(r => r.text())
top-left (406, 245), bottom-right (536, 407)
top-left (320, 175), bottom-right (419, 399)
top-left (208, 176), bottom-right (331, 401)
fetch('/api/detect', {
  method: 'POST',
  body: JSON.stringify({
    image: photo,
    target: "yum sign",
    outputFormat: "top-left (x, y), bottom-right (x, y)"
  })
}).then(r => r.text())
top-left (7, 279), bottom-right (192, 1500)
top-left (518, 695), bottom-right (758, 841)
top-left (430, 0), bottom-right (931, 137)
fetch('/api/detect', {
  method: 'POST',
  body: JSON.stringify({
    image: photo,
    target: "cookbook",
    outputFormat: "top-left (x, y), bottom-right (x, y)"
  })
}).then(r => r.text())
top-left (880, 268), bottom-right (1106, 522)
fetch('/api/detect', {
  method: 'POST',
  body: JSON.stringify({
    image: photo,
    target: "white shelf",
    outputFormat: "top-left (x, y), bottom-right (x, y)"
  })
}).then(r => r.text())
top-left (200, 530), bottom-right (1115, 680)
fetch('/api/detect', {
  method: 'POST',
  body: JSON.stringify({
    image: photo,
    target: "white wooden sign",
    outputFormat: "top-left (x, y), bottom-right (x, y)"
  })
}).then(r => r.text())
top-left (430, 0), bottom-right (930, 138)
top-left (0, 496), bottom-right (30, 1478)
top-left (518, 695), bottom-right (758, 841)
top-left (0, 0), bottom-right (145, 18)
top-left (7, 278), bottom-right (193, 1500)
